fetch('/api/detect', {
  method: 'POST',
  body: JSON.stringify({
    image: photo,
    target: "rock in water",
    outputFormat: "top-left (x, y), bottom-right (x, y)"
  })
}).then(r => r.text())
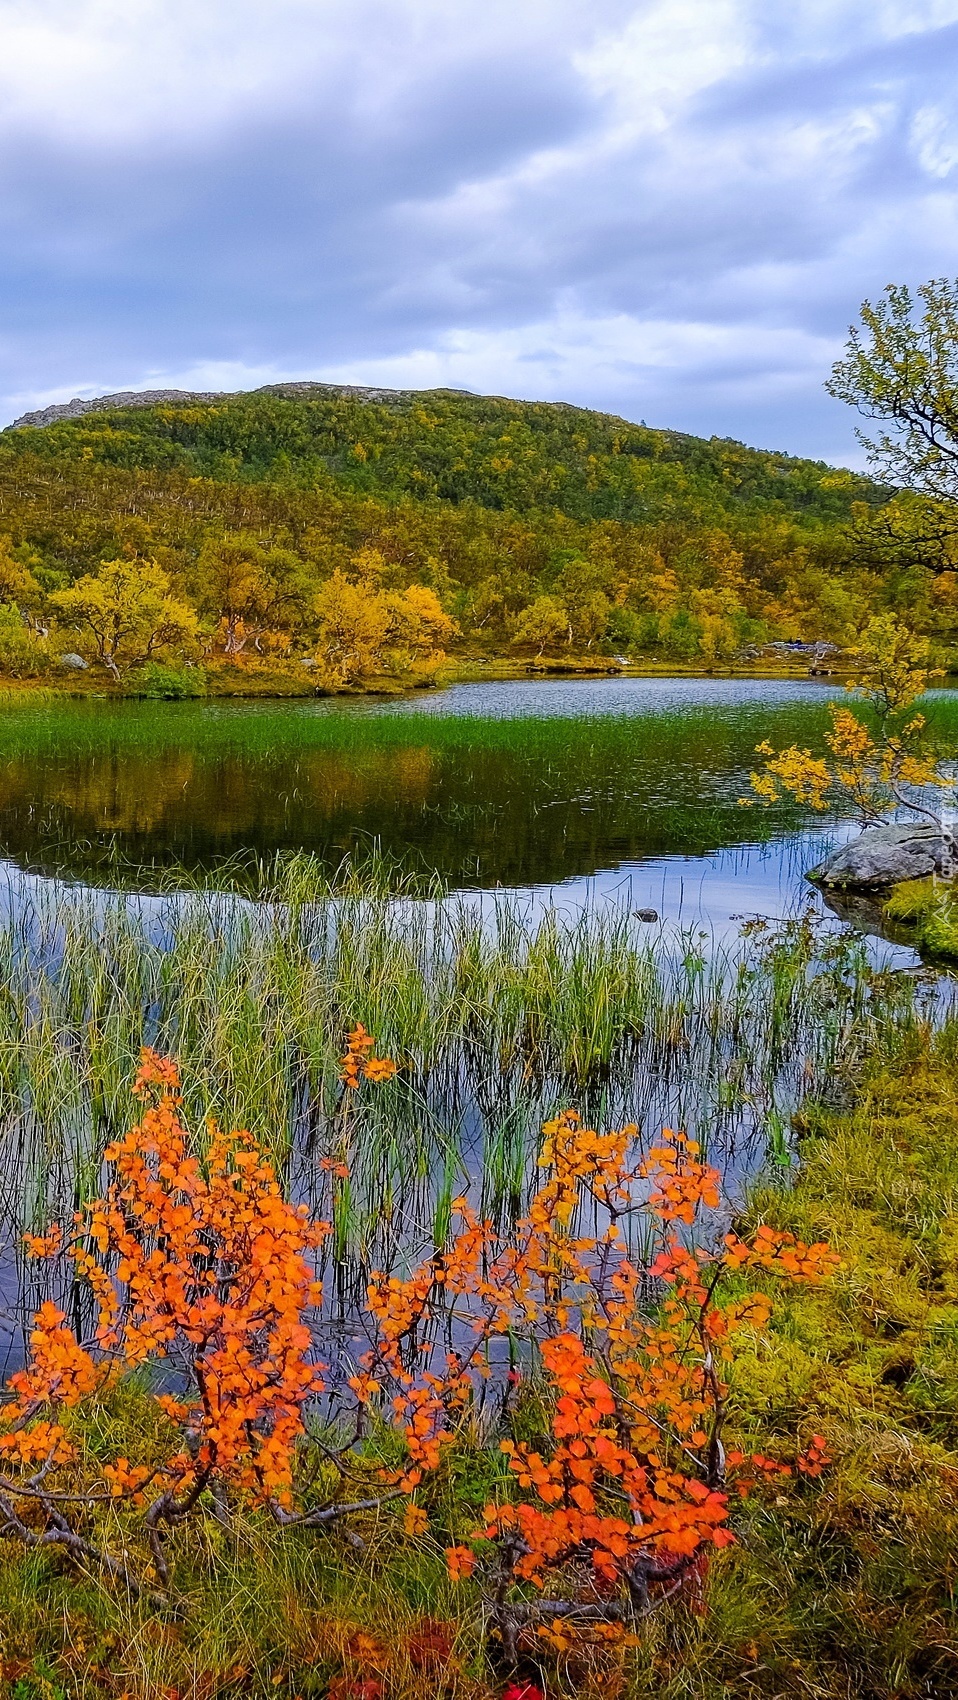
top-left (809, 822), bottom-right (952, 889)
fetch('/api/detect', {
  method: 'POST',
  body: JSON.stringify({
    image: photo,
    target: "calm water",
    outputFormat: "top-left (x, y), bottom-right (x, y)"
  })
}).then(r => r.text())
top-left (0, 678), bottom-right (858, 907)
top-left (2, 674), bottom-right (955, 926)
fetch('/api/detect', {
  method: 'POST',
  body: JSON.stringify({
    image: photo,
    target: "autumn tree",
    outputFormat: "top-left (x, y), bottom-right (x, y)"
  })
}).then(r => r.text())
top-left (385, 581), bottom-right (456, 675)
top-left (313, 569), bottom-right (391, 682)
top-left (748, 612), bottom-right (954, 825)
top-left (510, 594), bottom-right (568, 657)
top-left (50, 558), bottom-right (199, 680)
top-left (827, 280), bottom-right (958, 508)
top-left (0, 535), bottom-right (49, 676)
top-left (198, 533), bottom-right (313, 656)
top-left (313, 558), bottom-right (455, 684)
top-left (0, 535), bottom-right (43, 620)
top-left (827, 280), bottom-right (958, 601)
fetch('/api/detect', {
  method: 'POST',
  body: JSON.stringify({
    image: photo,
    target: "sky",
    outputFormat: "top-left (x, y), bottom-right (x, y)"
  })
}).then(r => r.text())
top-left (1, 1), bottom-right (957, 462)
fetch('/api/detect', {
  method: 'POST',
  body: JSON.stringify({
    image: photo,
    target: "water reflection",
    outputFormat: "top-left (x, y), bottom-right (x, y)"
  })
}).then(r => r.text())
top-left (0, 678), bottom-right (850, 887)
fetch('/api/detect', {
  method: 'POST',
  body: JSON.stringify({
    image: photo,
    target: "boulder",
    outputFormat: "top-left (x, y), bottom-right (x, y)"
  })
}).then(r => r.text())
top-left (809, 822), bottom-right (953, 889)
top-left (57, 652), bottom-right (89, 671)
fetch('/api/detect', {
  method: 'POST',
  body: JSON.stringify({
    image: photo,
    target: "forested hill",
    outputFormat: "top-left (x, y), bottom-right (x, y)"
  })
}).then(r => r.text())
top-left (0, 383), bottom-right (952, 681)
top-left (5, 382), bottom-right (883, 528)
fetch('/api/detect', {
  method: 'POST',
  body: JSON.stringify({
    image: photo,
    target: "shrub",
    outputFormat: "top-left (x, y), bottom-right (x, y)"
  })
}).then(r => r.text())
top-left (1, 1034), bottom-right (836, 1675)
top-left (132, 660), bottom-right (207, 698)
top-left (0, 604), bottom-right (50, 677)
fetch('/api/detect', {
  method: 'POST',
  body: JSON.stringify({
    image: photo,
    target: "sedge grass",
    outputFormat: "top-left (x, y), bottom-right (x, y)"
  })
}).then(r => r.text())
top-left (0, 857), bottom-right (947, 1353)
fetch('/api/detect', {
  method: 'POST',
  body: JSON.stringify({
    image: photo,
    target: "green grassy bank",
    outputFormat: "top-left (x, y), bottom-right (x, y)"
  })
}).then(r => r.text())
top-left (884, 878), bottom-right (958, 962)
top-left (2, 1029), bottom-right (958, 1699)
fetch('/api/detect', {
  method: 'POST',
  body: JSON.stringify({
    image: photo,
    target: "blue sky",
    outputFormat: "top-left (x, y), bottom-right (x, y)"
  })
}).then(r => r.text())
top-left (1, 0), bottom-right (957, 461)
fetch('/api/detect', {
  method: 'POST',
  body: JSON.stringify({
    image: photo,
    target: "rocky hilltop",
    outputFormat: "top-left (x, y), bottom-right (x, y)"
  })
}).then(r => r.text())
top-left (8, 382), bottom-right (470, 431)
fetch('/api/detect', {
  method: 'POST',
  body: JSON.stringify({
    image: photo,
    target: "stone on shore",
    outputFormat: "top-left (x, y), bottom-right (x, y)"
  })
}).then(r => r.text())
top-left (809, 822), bottom-right (953, 889)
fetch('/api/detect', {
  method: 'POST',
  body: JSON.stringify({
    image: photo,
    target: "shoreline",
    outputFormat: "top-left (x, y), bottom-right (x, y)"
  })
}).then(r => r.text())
top-left (0, 654), bottom-right (911, 703)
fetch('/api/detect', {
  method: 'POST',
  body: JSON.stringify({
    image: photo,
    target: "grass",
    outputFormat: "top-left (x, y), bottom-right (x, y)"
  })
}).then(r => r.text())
top-left (884, 876), bottom-right (958, 961)
top-left (0, 858), bottom-right (940, 1322)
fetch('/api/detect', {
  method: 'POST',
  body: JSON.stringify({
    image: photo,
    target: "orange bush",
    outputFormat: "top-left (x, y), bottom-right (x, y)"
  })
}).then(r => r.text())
top-left (0, 1032), bottom-right (838, 1656)
top-left (352, 1105), bottom-right (837, 1650)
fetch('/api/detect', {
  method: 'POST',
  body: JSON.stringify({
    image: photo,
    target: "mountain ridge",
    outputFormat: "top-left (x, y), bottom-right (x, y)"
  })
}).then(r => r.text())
top-left (8, 382), bottom-right (509, 433)
top-left (6, 382), bottom-right (832, 472)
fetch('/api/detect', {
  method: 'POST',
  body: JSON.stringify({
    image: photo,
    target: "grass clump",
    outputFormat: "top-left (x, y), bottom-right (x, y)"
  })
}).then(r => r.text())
top-left (884, 876), bottom-right (958, 960)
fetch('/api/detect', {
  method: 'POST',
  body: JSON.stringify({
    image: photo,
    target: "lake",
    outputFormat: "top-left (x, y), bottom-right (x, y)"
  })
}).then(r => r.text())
top-left (0, 674), bottom-right (927, 915)
top-left (0, 675), bottom-right (954, 1372)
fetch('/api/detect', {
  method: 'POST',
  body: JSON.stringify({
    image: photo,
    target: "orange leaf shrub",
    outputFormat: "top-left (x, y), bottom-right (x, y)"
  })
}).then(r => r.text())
top-left (0, 1047), bottom-right (336, 1590)
top-left (0, 1032), bottom-right (837, 1640)
top-left (354, 1105), bottom-right (838, 1641)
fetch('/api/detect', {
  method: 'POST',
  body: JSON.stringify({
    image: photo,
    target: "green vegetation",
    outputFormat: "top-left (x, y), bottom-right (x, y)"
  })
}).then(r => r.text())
top-left (2, 381), bottom-right (956, 690)
top-left (884, 875), bottom-right (958, 959)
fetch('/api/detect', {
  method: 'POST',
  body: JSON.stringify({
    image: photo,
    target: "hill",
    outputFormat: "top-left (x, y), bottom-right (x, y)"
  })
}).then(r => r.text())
top-left (6, 381), bottom-right (884, 525)
top-left (0, 383), bottom-right (951, 686)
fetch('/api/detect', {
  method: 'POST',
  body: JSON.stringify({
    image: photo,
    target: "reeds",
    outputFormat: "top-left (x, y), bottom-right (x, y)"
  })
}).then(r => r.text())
top-left (0, 857), bottom-right (947, 1322)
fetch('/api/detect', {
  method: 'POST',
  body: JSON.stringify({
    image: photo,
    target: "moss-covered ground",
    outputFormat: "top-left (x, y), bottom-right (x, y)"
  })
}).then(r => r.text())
top-left (884, 877), bottom-right (958, 962)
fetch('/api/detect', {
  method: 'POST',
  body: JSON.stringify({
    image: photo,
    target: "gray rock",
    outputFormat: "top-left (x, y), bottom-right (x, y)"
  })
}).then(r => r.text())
top-left (809, 822), bottom-right (952, 889)
top-left (633, 907), bottom-right (659, 922)
top-left (9, 391), bottom-right (222, 429)
top-left (56, 652), bottom-right (89, 671)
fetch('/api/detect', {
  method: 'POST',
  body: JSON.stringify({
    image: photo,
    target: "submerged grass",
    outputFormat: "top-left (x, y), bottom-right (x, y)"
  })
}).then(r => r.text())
top-left (0, 855), bottom-right (946, 1358)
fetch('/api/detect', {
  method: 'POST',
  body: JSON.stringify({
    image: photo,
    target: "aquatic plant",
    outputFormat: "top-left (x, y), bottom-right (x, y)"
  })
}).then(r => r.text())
top-left (0, 860), bottom-right (935, 1336)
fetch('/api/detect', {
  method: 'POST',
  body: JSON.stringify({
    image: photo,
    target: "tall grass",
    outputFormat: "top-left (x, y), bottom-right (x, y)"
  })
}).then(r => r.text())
top-left (0, 855), bottom-right (947, 1345)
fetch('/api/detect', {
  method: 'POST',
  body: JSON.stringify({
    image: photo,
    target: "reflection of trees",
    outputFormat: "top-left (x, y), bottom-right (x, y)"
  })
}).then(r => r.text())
top-left (0, 702), bottom-right (845, 889)
top-left (14, 749), bottom-right (200, 834)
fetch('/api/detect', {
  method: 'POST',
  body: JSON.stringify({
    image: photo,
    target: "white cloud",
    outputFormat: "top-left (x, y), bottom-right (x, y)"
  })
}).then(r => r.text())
top-left (911, 103), bottom-right (958, 175)
top-left (576, 0), bottom-right (753, 131)
top-left (307, 309), bottom-right (845, 457)
top-left (0, 0), bottom-right (957, 458)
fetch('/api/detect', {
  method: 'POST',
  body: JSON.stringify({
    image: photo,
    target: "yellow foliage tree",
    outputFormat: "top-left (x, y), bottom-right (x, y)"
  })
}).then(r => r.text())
top-left (50, 559), bottom-right (199, 682)
top-left (747, 614), bottom-right (953, 825)
top-left (313, 564), bottom-right (455, 684)
top-left (0, 535), bottom-right (42, 618)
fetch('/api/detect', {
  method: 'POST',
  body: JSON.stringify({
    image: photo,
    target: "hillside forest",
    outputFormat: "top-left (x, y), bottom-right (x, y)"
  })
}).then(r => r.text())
top-left (0, 383), bottom-right (956, 691)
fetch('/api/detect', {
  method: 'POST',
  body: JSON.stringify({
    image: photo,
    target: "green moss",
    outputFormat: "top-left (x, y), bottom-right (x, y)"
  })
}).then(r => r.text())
top-left (884, 876), bottom-right (958, 960)
top-left (710, 1039), bottom-right (958, 1697)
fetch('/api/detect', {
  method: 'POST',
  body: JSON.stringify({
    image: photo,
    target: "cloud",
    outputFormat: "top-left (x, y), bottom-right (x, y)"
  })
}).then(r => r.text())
top-left (0, 0), bottom-right (956, 462)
